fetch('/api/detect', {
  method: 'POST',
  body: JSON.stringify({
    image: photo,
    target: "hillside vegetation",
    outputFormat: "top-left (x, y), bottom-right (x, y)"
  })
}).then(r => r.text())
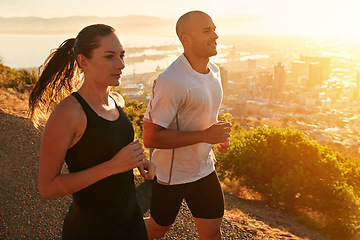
top-left (2, 63), bottom-right (359, 239)
top-left (215, 117), bottom-right (360, 239)
top-left (0, 63), bottom-right (37, 93)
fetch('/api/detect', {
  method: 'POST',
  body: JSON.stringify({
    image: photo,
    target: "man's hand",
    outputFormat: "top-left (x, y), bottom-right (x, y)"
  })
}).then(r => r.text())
top-left (203, 121), bottom-right (232, 144)
top-left (217, 139), bottom-right (230, 153)
top-left (138, 160), bottom-right (156, 180)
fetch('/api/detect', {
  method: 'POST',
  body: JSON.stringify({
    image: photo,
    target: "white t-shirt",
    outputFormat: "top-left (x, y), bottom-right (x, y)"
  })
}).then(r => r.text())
top-left (144, 54), bottom-right (223, 185)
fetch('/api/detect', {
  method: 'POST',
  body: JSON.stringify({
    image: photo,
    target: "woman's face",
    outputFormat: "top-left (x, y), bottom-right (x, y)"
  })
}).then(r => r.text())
top-left (82, 32), bottom-right (125, 87)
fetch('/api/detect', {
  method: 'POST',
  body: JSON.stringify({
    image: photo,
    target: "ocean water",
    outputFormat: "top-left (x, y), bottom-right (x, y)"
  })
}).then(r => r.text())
top-left (0, 34), bottom-right (182, 75)
top-left (0, 34), bottom-right (73, 69)
top-left (0, 34), bottom-right (238, 76)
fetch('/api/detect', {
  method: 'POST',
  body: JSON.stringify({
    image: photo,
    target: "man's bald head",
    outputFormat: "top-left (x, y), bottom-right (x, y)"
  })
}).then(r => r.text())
top-left (175, 10), bottom-right (211, 38)
top-left (175, 10), bottom-right (218, 60)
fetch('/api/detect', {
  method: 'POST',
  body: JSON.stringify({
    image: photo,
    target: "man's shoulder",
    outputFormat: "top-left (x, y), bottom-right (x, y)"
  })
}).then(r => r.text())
top-left (154, 71), bottom-right (185, 90)
top-left (208, 61), bottom-right (220, 73)
top-left (160, 56), bottom-right (187, 75)
top-left (155, 57), bottom-right (189, 84)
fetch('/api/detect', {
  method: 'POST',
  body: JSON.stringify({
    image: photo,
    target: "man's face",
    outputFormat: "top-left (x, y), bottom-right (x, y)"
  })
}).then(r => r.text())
top-left (185, 14), bottom-right (218, 58)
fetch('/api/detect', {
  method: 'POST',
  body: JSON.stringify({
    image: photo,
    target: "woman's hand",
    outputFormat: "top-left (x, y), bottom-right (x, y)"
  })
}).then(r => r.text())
top-left (138, 160), bottom-right (156, 180)
top-left (109, 140), bottom-right (146, 175)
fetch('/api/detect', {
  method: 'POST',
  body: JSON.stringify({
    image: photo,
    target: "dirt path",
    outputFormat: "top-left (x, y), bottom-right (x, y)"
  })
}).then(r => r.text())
top-left (0, 88), bottom-right (331, 239)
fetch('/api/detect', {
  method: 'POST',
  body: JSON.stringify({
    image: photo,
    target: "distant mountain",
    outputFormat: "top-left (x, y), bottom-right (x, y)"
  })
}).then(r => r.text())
top-left (0, 14), bottom-right (277, 36)
top-left (0, 15), bottom-right (176, 36)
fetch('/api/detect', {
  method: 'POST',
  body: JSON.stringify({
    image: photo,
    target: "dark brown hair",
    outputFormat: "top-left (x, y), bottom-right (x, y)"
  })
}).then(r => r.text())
top-left (29, 24), bottom-right (116, 127)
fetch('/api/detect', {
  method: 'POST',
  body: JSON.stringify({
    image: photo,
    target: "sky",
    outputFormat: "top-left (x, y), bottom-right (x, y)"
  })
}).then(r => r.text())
top-left (1, 0), bottom-right (360, 38)
top-left (1, 0), bottom-right (358, 19)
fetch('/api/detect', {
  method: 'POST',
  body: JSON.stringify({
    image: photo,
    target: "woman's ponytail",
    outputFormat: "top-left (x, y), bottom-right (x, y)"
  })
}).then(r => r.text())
top-left (28, 24), bottom-right (116, 127)
top-left (29, 38), bottom-right (79, 127)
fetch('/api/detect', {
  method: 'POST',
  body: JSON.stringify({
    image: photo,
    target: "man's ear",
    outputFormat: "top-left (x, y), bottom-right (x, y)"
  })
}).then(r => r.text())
top-left (180, 33), bottom-right (190, 45)
top-left (77, 54), bottom-right (88, 70)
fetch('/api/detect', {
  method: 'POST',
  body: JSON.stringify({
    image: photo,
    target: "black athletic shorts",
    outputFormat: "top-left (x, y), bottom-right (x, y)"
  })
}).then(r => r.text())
top-left (62, 207), bottom-right (148, 240)
top-left (150, 171), bottom-right (224, 226)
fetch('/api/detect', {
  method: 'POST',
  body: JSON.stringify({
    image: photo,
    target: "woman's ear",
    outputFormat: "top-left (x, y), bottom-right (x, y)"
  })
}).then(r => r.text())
top-left (77, 54), bottom-right (88, 70)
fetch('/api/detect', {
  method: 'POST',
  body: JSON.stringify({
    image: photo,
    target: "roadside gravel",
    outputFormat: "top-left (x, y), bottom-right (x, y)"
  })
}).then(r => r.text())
top-left (0, 110), bottom-right (252, 239)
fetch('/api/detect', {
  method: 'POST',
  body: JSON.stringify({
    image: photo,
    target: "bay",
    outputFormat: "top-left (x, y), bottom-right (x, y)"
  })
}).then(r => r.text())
top-left (0, 34), bottom-right (181, 75)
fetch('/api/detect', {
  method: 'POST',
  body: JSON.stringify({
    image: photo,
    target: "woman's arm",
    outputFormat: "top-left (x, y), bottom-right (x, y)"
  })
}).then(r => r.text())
top-left (38, 97), bottom-right (145, 199)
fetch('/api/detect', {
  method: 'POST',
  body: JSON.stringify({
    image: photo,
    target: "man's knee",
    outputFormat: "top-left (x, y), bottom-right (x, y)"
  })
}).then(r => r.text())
top-left (144, 217), bottom-right (172, 239)
top-left (194, 217), bottom-right (222, 240)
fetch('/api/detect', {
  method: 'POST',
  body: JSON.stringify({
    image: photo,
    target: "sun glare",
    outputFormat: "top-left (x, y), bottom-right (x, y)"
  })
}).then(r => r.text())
top-left (208, 0), bottom-right (360, 39)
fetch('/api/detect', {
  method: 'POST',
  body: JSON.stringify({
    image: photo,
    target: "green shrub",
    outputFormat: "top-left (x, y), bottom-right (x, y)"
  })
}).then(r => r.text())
top-left (0, 64), bottom-right (38, 92)
top-left (215, 127), bottom-right (360, 239)
top-left (123, 100), bottom-right (146, 140)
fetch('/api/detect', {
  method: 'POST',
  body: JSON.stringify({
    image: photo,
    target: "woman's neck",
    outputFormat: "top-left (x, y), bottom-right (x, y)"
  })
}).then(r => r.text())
top-left (77, 82), bottom-right (111, 106)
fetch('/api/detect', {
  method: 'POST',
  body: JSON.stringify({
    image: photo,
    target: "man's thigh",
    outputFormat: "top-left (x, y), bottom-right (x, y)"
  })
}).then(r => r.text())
top-left (150, 179), bottom-right (187, 226)
top-left (185, 171), bottom-right (224, 219)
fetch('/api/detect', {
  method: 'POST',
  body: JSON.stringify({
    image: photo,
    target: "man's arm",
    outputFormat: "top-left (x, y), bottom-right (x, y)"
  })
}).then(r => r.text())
top-left (143, 121), bottom-right (231, 149)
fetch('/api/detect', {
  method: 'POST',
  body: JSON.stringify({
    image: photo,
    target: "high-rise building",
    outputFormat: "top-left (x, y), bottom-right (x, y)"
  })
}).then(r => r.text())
top-left (300, 55), bottom-right (330, 86)
top-left (226, 44), bottom-right (240, 62)
top-left (274, 62), bottom-right (286, 93)
top-left (258, 72), bottom-right (273, 100)
top-left (309, 62), bottom-right (323, 87)
top-left (219, 65), bottom-right (229, 88)
top-left (247, 59), bottom-right (257, 74)
top-left (258, 71), bottom-right (273, 88)
top-left (291, 61), bottom-right (307, 83)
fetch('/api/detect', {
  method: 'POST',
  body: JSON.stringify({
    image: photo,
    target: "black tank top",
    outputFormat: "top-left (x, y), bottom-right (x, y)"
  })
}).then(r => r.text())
top-left (63, 92), bottom-right (138, 234)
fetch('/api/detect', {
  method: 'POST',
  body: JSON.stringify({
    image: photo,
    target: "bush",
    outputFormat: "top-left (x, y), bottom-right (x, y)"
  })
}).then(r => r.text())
top-left (215, 127), bottom-right (360, 239)
top-left (123, 100), bottom-right (146, 140)
top-left (0, 64), bottom-right (38, 92)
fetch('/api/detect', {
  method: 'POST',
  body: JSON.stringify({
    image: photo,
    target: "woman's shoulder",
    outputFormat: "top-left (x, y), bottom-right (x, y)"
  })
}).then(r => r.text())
top-left (56, 94), bottom-right (83, 114)
top-left (42, 94), bottom-right (86, 145)
top-left (47, 94), bottom-right (85, 126)
top-left (110, 91), bottom-right (125, 108)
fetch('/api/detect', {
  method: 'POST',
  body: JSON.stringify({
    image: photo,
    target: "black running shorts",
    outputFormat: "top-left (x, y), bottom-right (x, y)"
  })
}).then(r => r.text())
top-left (150, 171), bottom-right (224, 226)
